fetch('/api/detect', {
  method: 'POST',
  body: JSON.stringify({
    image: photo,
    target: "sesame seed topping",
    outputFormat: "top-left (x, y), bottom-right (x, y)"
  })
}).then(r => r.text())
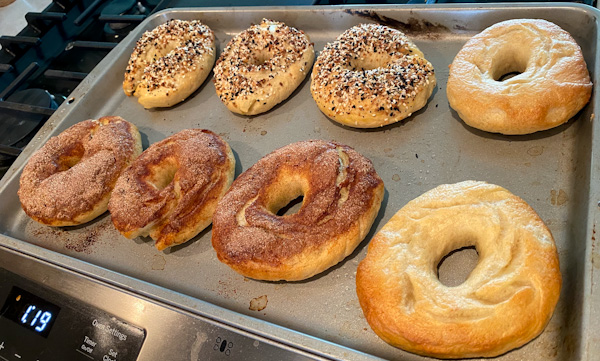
top-left (124, 19), bottom-right (215, 93)
top-left (311, 23), bottom-right (435, 121)
top-left (213, 19), bottom-right (312, 102)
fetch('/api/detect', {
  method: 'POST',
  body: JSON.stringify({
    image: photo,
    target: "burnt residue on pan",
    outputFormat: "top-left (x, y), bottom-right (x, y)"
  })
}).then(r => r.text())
top-left (31, 226), bottom-right (99, 254)
top-left (30, 218), bottom-right (112, 254)
top-left (64, 229), bottom-right (99, 254)
top-left (344, 9), bottom-right (449, 38)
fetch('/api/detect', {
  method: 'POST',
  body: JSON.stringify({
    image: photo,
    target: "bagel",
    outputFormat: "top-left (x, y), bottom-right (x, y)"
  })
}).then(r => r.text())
top-left (123, 19), bottom-right (216, 108)
top-left (211, 140), bottom-right (384, 281)
top-left (108, 129), bottom-right (235, 251)
top-left (311, 23), bottom-right (436, 128)
top-left (356, 181), bottom-right (561, 358)
top-left (18, 116), bottom-right (142, 227)
top-left (447, 19), bottom-right (592, 135)
top-left (213, 19), bottom-right (314, 115)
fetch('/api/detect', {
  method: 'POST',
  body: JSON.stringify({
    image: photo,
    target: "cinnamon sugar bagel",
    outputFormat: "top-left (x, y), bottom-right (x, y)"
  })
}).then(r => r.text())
top-left (213, 19), bottom-right (314, 115)
top-left (356, 181), bottom-right (561, 358)
top-left (311, 23), bottom-right (436, 128)
top-left (211, 140), bottom-right (384, 281)
top-left (123, 19), bottom-right (216, 108)
top-left (18, 116), bottom-right (142, 227)
top-left (447, 19), bottom-right (592, 135)
top-left (109, 129), bottom-right (234, 251)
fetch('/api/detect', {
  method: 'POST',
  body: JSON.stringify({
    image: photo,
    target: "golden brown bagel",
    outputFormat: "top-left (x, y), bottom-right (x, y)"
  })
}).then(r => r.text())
top-left (356, 181), bottom-right (561, 358)
top-left (109, 129), bottom-right (235, 251)
top-left (123, 19), bottom-right (216, 108)
top-left (211, 140), bottom-right (384, 281)
top-left (18, 116), bottom-right (142, 226)
top-left (311, 23), bottom-right (436, 128)
top-left (447, 19), bottom-right (592, 135)
top-left (213, 19), bottom-right (314, 115)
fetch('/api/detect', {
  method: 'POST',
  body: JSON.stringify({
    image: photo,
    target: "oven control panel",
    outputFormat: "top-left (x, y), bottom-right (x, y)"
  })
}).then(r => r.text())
top-left (0, 247), bottom-right (328, 361)
top-left (0, 276), bottom-right (145, 361)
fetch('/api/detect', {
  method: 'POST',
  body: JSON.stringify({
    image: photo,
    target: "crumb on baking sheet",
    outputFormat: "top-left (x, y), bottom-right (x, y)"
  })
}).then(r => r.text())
top-left (249, 295), bottom-right (268, 311)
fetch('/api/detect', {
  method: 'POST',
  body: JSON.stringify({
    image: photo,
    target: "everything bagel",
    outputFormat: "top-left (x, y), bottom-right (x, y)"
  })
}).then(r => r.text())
top-left (123, 19), bottom-right (216, 108)
top-left (311, 23), bottom-right (436, 128)
top-left (213, 19), bottom-right (314, 115)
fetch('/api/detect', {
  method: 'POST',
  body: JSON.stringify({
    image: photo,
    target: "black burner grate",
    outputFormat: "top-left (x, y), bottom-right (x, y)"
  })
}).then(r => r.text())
top-left (0, 0), bottom-right (160, 175)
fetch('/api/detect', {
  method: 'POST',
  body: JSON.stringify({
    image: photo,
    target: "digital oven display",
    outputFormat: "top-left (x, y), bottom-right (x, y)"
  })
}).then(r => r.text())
top-left (1, 286), bottom-right (61, 338)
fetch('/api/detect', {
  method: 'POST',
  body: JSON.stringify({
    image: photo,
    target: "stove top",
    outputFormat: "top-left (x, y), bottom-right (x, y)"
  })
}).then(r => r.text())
top-left (0, 0), bottom-right (159, 177)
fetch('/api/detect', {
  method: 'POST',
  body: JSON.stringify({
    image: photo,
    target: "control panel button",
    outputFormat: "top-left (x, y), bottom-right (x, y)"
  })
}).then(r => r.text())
top-left (74, 315), bottom-right (145, 361)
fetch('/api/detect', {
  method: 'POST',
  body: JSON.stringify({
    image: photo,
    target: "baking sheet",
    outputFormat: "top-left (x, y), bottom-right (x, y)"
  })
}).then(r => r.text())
top-left (0, 4), bottom-right (599, 361)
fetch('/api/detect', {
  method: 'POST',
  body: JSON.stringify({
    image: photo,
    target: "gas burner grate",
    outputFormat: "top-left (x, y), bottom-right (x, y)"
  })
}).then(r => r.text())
top-left (0, 0), bottom-right (159, 175)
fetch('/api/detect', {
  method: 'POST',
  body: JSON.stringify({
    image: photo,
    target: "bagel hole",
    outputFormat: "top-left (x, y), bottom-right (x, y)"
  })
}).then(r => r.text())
top-left (250, 50), bottom-right (272, 67)
top-left (349, 54), bottom-right (390, 71)
top-left (149, 164), bottom-right (177, 191)
top-left (59, 156), bottom-right (82, 171)
top-left (268, 180), bottom-right (305, 217)
top-left (496, 71), bottom-right (522, 82)
top-left (437, 246), bottom-right (479, 287)
top-left (57, 144), bottom-right (85, 171)
top-left (275, 195), bottom-right (304, 216)
top-left (492, 53), bottom-right (528, 82)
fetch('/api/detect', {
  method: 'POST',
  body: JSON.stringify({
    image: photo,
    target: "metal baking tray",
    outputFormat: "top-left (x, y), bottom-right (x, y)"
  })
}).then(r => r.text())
top-left (1, 4), bottom-right (599, 360)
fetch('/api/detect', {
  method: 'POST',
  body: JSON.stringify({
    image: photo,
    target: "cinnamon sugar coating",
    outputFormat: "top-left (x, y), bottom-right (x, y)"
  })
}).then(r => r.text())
top-left (18, 116), bottom-right (142, 226)
top-left (109, 129), bottom-right (235, 251)
top-left (211, 140), bottom-right (384, 281)
top-left (311, 23), bottom-right (436, 128)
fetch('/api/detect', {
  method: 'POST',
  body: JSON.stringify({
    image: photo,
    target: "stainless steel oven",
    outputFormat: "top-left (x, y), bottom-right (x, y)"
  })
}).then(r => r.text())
top-left (1, 3), bottom-right (599, 361)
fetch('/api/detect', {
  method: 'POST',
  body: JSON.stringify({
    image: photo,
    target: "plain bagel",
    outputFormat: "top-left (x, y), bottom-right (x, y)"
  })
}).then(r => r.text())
top-left (211, 140), bottom-right (384, 281)
top-left (213, 19), bottom-right (314, 115)
top-left (356, 181), bottom-right (561, 358)
top-left (123, 19), bottom-right (216, 108)
top-left (447, 19), bottom-right (592, 135)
